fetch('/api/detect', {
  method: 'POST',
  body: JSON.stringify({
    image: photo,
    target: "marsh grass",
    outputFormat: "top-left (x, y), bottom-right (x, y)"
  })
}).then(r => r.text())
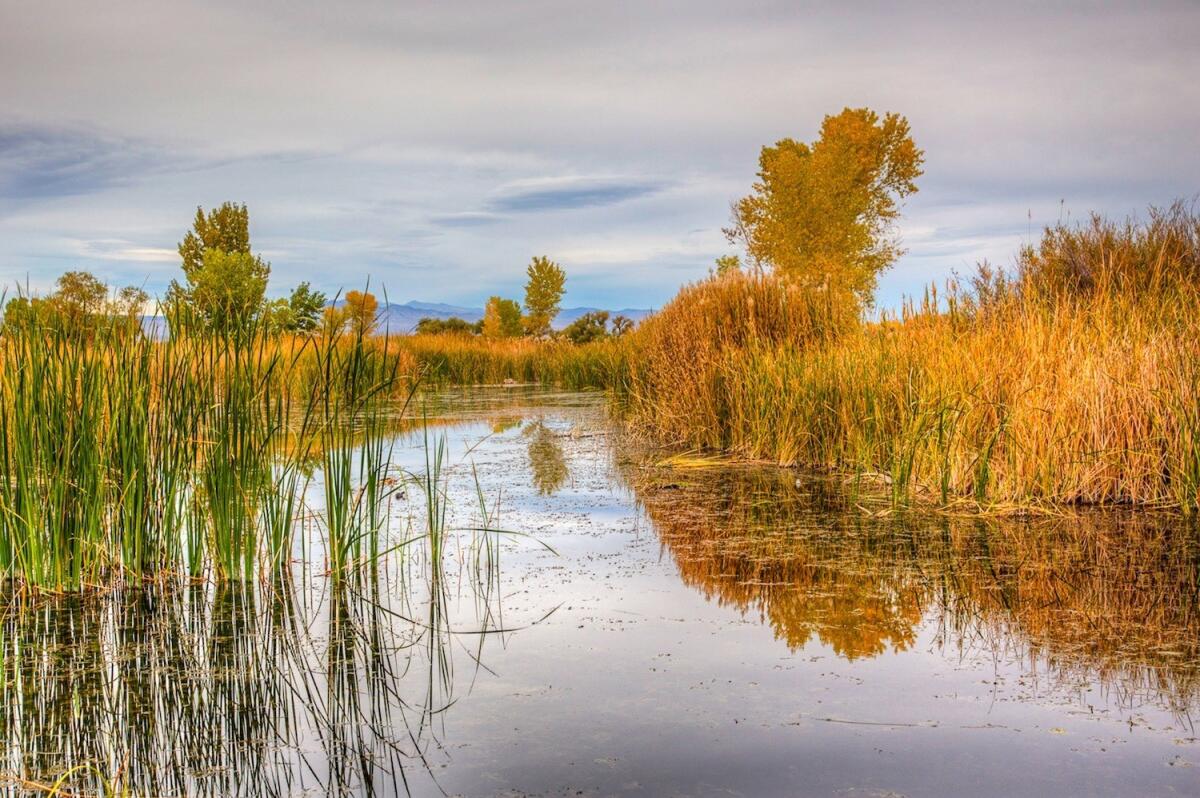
top-left (623, 203), bottom-right (1200, 513)
top-left (0, 306), bottom-right (421, 591)
top-left (0, 405), bottom-right (549, 795)
top-left (395, 333), bottom-right (627, 388)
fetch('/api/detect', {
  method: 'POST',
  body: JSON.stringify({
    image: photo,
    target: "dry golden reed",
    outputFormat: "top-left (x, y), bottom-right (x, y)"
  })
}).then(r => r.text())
top-left (623, 203), bottom-right (1200, 512)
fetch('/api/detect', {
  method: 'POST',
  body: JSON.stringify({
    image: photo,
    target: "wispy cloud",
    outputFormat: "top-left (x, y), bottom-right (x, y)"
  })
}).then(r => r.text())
top-left (487, 176), bottom-right (665, 213)
top-left (428, 211), bottom-right (504, 228)
top-left (554, 232), bottom-right (721, 265)
top-left (0, 126), bottom-right (164, 203)
top-left (74, 239), bottom-right (178, 262)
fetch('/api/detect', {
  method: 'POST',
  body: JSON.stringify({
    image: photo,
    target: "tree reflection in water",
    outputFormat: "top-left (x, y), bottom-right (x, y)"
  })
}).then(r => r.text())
top-left (524, 420), bottom-right (569, 496)
top-left (626, 461), bottom-right (1200, 713)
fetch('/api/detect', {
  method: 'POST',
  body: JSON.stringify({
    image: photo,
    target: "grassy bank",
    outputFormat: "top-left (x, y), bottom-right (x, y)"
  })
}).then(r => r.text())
top-left (392, 332), bottom-right (627, 388)
top-left (622, 204), bottom-right (1200, 513)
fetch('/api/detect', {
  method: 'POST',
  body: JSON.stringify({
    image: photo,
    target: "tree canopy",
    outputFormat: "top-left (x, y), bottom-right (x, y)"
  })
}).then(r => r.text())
top-left (728, 107), bottom-right (923, 310)
top-left (179, 202), bottom-right (251, 275)
top-left (52, 270), bottom-right (108, 327)
top-left (184, 249), bottom-right (270, 332)
top-left (285, 282), bottom-right (327, 332)
top-left (563, 310), bottom-right (609, 344)
top-left (416, 316), bottom-right (477, 335)
top-left (482, 296), bottom-right (523, 338)
top-left (169, 202), bottom-right (271, 333)
top-left (610, 314), bottom-right (635, 336)
top-left (342, 290), bottom-right (379, 337)
top-left (522, 256), bottom-right (566, 337)
top-left (2, 271), bottom-right (148, 338)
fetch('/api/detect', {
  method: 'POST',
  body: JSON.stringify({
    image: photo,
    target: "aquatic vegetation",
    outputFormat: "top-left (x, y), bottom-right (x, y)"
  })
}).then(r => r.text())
top-left (0, 571), bottom-right (499, 795)
top-left (0, 312), bottom-right (419, 591)
top-left (0, 406), bottom-right (532, 796)
top-left (1, 387), bottom-right (1196, 796)
top-left (622, 203), bottom-right (1200, 512)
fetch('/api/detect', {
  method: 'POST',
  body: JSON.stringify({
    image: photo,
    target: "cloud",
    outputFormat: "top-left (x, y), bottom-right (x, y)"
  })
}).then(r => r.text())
top-left (74, 240), bottom-right (178, 262)
top-left (429, 211), bottom-right (504, 228)
top-left (0, 126), bottom-right (162, 203)
top-left (553, 233), bottom-right (721, 266)
top-left (0, 2), bottom-right (1197, 308)
top-left (487, 176), bottom-right (665, 213)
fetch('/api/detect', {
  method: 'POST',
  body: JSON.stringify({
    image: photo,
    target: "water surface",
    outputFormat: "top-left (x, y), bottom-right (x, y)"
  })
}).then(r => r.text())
top-left (3, 388), bottom-right (1198, 796)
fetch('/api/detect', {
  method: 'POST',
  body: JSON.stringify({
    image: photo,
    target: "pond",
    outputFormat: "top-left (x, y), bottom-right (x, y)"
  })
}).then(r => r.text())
top-left (2, 388), bottom-right (1198, 797)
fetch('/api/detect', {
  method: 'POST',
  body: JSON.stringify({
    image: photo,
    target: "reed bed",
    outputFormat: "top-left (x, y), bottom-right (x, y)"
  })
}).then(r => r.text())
top-left (0, 314), bottom-right (414, 592)
top-left (622, 203), bottom-right (1200, 513)
top-left (392, 332), bottom-right (627, 388)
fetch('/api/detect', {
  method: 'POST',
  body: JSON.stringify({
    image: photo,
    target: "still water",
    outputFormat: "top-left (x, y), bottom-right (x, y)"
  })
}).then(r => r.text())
top-left (2, 388), bottom-right (1198, 796)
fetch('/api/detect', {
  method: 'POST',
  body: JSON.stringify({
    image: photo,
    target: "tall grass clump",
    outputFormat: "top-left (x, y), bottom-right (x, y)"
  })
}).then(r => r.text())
top-left (0, 301), bottom-right (419, 591)
top-left (621, 269), bottom-right (855, 450)
top-left (624, 202), bottom-right (1200, 512)
top-left (310, 321), bottom-right (410, 576)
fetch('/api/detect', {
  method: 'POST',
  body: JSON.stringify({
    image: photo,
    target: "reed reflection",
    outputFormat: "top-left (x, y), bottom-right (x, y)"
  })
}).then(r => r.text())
top-left (0, 567), bottom-right (491, 797)
top-left (627, 462), bottom-right (1200, 711)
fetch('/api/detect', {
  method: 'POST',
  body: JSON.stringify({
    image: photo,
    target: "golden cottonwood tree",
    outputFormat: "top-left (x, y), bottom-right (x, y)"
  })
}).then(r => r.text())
top-left (728, 107), bottom-right (923, 310)
top-left (522, 256), bottom-right (566, 337)
top-left (343, 290), bottom-right (379, 336)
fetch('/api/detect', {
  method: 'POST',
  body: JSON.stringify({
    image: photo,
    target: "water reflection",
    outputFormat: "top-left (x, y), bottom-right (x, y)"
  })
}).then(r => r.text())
top-left (524, 420), bottom-right (569, 495)
top-left (626, 461), bottom-right (1200, 712)
top-left (0, 567), bottom-right (495, 796)
top-left (4, 390), bottom-right (1199, 797)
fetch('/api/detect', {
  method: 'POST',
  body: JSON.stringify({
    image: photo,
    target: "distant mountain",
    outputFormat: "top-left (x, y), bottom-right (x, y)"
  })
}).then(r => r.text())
top-left (396, 300), bottom-right (483, 318)
top-left (372, 301), bottom-right (482, 333)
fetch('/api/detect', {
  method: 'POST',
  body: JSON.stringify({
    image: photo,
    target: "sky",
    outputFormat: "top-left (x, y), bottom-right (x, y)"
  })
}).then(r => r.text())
top-left (1, 1), bottom-right (1198, 310)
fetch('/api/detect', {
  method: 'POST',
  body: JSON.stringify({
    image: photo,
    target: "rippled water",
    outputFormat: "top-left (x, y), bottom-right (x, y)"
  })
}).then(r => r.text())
top-left (2, 388), bottom-right (1198, 796)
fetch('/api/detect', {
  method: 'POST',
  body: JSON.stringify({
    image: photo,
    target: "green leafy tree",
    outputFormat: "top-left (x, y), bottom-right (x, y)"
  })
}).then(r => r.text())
top-left (263, 298), bottom-right (295, 333)
top-left (562, 310), bottom-right (609, 344)
top-left (183, 249), bottom-right (270, 333)
top-left (111, 285), bottom-right (149, 318)
top-left (287, 282), bottom-right (326, 333)
top-left (51, 270), bottom-right (108, 329)
top-left (3, 273), bottom-right (147, 337)
top-left (179, 202), bottom-right (251, 274)
top-left (169, 202), bottom-right (271, 332)
top-left (714, 254), bottom-right (741, 276)
top-left (482, 296), bottom-right (523, 339)
top-left (727, 107), bottom-right (923, 310)
top-left (522, 256), bottom-right (566, 337)
top-left (106, 285), bottom-right (150, 338)
top-left (264, 283), bottom-right (327, 334)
